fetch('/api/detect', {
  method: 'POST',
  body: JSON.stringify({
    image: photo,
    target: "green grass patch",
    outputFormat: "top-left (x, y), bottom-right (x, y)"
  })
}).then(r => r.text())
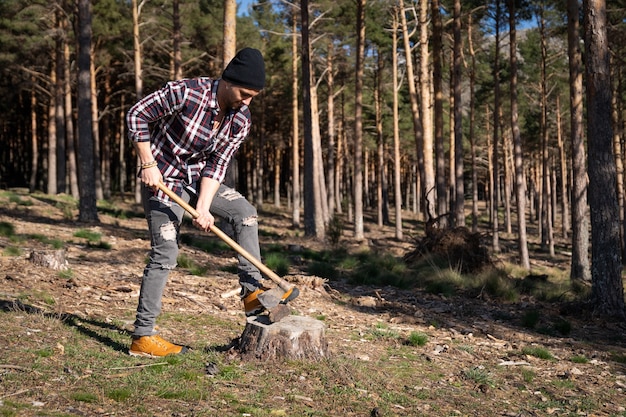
top-left (74, 229), bottom-right (102, 242)
top-left (72, 391), bottom-right (99, 403)
top-left (8, 193), bottom-right (33, 206)
top-left (522, 345), bottom-right (554, 360)
top-left (406, 331), bottom-right (428, 347)
top-left (0, 221), bottom-right (16, 237)
top-left (521, 368), bottom-right (535, 383)
top-left (364, 323), bottom-right (400, 341)
top-left (176, 253), bottom-right (208, 276)
top-left (263, 252), bottom-right (291, 276)
top-left (3, 246), bottom-right (22, 256)
top-left (462, 366), bottom-right (494, 387)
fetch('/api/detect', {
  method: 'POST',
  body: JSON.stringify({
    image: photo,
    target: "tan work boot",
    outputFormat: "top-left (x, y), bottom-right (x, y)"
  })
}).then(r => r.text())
top-left (129, 335), bottom-right (188, 357)
top-left (242, 286), bottom-right (299, 317)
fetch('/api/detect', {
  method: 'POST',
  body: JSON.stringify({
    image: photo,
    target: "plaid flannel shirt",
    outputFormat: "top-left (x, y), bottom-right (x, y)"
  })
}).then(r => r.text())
top-left (126, 77), bottom-right (251, 201)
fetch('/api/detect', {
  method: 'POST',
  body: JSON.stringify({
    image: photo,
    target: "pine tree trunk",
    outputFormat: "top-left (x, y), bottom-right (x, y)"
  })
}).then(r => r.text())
top-left (47, 61), bottom-right (57, 195)
top-left (172, 0), bottom-right (182, 80)
top-left (539, 9), bottom-right (554, 256)
top-left (291, 13), bottom-right (301, 227)
top-left (491, 0), bottom-right (501, 253)
top-left (508, 0), bottom-right (530, 269)
top-left (453, 0), bottom-right (464, 227)
top-left (77, 0), bottom-right (99, 222)
top-left (556, 95), bottom-right (570, 238)
top-left (326, 40), bottom-right (336, 216)
top-left (29, 80), bottom-right (38, 193)
top-left (55, 15), bottom-right (66, 195)
top-left (90, 45), bottom-right (103, 201)
top-left (132, 0), bottom-right (143, 204)
top-left (432, 0), bottom-right (446, 218)
top-left (353, 0), bottom-right (366, 240)
top-left (400, 0), bottom-right (425, 220)
top-left (468, 14), bottom-right (478, 233)
top-left (584, 0), bottom-right (625, 318)
top-left (567, 0), bottom-right (591, 282)
top-left (391, 6), bottom-right (403, 240)
top-left (64, 40), bottom-right (79, 199)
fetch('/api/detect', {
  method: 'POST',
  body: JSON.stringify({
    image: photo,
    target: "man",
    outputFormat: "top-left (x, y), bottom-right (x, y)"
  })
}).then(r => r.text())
top-left (126, 48), bottom-right (298, 358)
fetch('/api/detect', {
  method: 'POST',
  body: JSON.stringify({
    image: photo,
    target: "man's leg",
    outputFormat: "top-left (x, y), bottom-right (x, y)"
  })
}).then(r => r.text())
top-left (210, 184), bottom-right (263, 292)
top-left (130, 185), bottom-right (188, 357)
top-left (210, 184), bottom-right (298, 316)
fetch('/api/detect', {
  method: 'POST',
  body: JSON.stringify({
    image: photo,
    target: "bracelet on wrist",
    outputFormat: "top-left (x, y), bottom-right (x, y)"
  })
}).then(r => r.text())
top-left (141, 161), bottom-right (158, 169)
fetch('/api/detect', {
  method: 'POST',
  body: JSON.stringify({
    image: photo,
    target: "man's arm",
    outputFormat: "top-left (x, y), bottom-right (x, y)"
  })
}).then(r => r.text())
top-left (133, 141), bottom-right (163, 187)
top-left (193, 177), bottom-right (220, 231)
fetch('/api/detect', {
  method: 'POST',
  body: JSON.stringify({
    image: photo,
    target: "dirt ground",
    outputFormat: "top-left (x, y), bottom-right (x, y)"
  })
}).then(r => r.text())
top-left (1, 191), bottom-right (625, 416)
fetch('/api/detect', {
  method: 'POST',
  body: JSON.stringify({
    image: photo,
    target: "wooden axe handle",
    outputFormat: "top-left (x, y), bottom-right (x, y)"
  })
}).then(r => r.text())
top-left (156, 182), bottom-right (293, 291)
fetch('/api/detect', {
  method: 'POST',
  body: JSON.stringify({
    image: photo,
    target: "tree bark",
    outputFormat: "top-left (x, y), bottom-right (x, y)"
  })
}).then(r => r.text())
top-left (453, 0), bottom-right (464, 227)
top-left (508, 0), bottom-right (529, 269)
top-left (491, 0), bottom-right (501, 252)
top-left (64, 37), bottom-right (79, 199)
top-left (391, 4), bottom-right (403, 240)
top-left (539, 8), bottom-right (554, 256)
top-left (401, 0), bottom-right (426, 220)
top-left (29, 78), bottom-right (38, 193)
top-left (432, 0), bottom-right (446, 218)
top-left (47, 60), bottom-right (57, 195)
top-left (584, 0), bottom-right (625, 318)
top-left (567, 0), bottom-right (591, 282)
top-left (326, 39), bottom-right (336, 216)
top-left (468, 13), bottom-right (478, 233)
top-left (375, 49), bottom-right (388, 227)
top-left (301, 0), bottom-right (324, 238)
top-left (77, 0), bottom-right (98, 222)
top-left (132, 0), bottom-right (144, 203)
top-left (291, 13), bottom-right (301, 227)
top-left (238, 315), bottom-right (329, 361)
top-left (353, 0), bottom-right (366, 240)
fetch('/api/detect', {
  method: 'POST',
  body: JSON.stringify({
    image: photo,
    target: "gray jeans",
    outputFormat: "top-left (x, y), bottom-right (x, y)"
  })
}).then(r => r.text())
top-left (133, 183), bottom-right (263, 337)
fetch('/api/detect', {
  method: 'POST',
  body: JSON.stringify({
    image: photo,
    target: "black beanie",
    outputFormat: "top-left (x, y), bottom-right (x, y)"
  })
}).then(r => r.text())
top-left (221, 48), bottom-right (265, 90)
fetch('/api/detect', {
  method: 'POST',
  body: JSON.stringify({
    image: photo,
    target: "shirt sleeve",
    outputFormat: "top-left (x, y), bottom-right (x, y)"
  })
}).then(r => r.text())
top-left (126, 81), bottom-right (187, 143)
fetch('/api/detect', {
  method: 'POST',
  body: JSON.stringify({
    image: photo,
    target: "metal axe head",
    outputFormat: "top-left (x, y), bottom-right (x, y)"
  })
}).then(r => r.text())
top-left (257, 287), bottom-right (286, 309)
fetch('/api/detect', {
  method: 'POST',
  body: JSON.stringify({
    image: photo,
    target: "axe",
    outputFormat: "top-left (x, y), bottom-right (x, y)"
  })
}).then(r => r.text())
top-left (156, 182), bottom-right (296, 310)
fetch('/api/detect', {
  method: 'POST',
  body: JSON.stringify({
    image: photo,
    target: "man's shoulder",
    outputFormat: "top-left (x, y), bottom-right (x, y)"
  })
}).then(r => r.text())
top-left (179, 77), bottom-right (215, 90)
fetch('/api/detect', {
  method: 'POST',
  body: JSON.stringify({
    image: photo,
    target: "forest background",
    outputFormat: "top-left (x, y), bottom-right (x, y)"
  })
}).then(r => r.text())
top-left (0, 0), bottom-right (625, 319)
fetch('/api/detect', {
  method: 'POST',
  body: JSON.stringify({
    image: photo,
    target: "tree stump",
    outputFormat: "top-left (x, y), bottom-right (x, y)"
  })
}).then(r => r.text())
top-left (29, 249), bottom-right (68, 270)
top-left (238, 315), bottom-right (329, 361)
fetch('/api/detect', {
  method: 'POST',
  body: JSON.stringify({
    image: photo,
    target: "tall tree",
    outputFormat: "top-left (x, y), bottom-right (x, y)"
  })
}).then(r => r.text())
top-left (491, 0), bottom-right (502, 253)
top-left (353, 0), bottom-right (366, 240)
top-left (291, 11), bottom-right (301, 227)
top-left (132, 0), bottom-right (143, 203)
top-left (221, 0), bottom-right (237, 188)
top-left (583, 0), bottom-right (625, 318)
top-left (419, 0), bottom-right (434, 218)
top-left (391, 2), bottom-right (403, 240)
top-left (538, 4), bottom-right (554, 256)
top-left (301, 0), bottom-right (325, 238)
top-left (400, 0), bottom-right (425, 219)
top-left (432, 0), bottom-right (446, 217)
top-left (77, 0), bottom-right (98, 222)
top-left (452, 0), bottom-right (464, 227)
top-left (508, 0), bottom-right (529, 269)
top-left (567, 0), bottom-right (591, 283)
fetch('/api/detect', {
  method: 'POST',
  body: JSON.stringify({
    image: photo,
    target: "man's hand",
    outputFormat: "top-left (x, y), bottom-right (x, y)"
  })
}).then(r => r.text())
top-left (192, 210), bottom-right (214, 232)
top-left (140, 165), bottom-right (162, 188)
